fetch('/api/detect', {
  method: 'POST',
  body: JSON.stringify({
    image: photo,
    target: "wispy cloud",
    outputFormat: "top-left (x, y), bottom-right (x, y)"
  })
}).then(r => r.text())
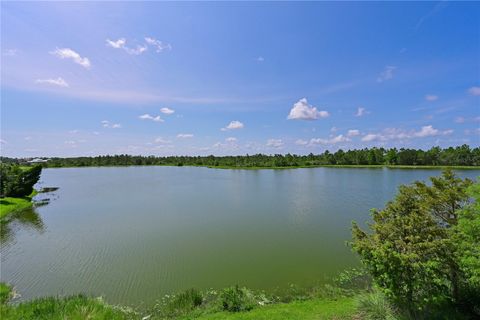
top-left (3, 49), bottom-right (18, 56)
top-left (425, 94), bottom-right (438, 101)
top-left (101, 120), bottom-right (121, 129)
top-left (35, 77), bottom-right (69, 87)
top-left (177, 133), bottom-right (194, 139)
top-left (287, 98), bottom-right (329, 120)
top-left (256, 56), bottom-right (265, 62)
top-left (226, 137), bottom-right (238, 143)
top-left (347, 129), bottom-right (360, 137)
top-left (309, 134), bottom-right (350, 145)
top-left (355, 107), bottom-right (369, 117)
top-left (139, 114), bottom-right (164, 122)
top-left (266, 139), bottom-right (284, 148)
top-left (51, 48), bottom-right (91, 69)
top-left (145, 37), bottom-right (172, 52)
top-left (106, 38), bottom-right (147, 55)
top-left (361, 125), bottom-right (452, 142)
top-left (468, 86), bottom-right (480, 96)
top-left (160, 107), bottom-right (175, 115)
top-left (377, 66), bottom-right (396, 82)
top-left (221, 120), bottom-right (244, 131)
top-left (415, 1), bottom-right (448, 30)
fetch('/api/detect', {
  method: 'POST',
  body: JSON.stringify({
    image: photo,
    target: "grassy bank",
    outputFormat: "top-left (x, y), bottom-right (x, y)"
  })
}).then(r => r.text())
top-left (191, 297), bottom-right (356, 320)
top-left (0, 190), bottom-right (37, 220)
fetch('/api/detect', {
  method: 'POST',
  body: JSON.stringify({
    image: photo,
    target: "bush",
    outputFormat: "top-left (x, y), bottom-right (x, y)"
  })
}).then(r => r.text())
top-left (356, 290), bottom-right (398, 320)
top-left (221, 285), bottom-right (255, 312)
top-left (169, 288), bottom-right (203, 311)
top-left (0, 282), bottom-right (12, 304)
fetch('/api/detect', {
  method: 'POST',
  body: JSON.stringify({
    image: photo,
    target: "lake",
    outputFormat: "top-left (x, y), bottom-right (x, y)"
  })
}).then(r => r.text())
top-left (1, 166), bottom-right (478, 306)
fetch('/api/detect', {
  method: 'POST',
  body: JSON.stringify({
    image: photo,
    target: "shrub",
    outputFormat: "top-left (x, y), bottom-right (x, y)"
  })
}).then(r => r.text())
top-left (221, 285), bottom-right (255, 312)
top-left (0, 283), bottom-right (12, 304)
top-left (356, 289), bottom-right (398, 320)
top-left (169, 288), bottom-right (203, 311)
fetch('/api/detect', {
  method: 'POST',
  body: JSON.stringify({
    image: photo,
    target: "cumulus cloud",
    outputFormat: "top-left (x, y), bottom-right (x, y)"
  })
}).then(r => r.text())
top-left (309, 134), bottom-right (350, 145)
top-left (425, 94), bottom-right (438, 101)
top-left (377, 66), bottom-right (396, 82)
top-left (139, 114), bottom-right (164, 122)
top-left (35, 77), bottom-right (69, 87)
top-left (51, 48), bottom-right (91, 68)
top-left (106, 38), bottom-right (147, 55)
top-left (177, 133), bottom-right (194, 138)
top-left (347, 129), bottom-right (360, 137)
top-left (295, 139), bottom-right (308, 146)
top-left (160, 107), bottom-right (175, 115)
top-left (355, 107), bottom-right (369, 117)
top-left (221, 120), bottom-right (244, 131)
top-left (361, 125), bottom-right (452, 142)
top-left (287, 98), bottom-right (329, 120)
top-left (101, 120), bottom-right (121, 129)
top-left (468, 86), bottom-right (480, 96)
top-left (145, 37), bottom-right (172, 52)
top-left (266, 139), bottom-right (284, 148)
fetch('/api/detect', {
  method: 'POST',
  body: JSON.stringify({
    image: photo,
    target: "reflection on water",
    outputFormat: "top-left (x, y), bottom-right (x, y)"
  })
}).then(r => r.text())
top-left (1, 207), bottom-right (45, 247)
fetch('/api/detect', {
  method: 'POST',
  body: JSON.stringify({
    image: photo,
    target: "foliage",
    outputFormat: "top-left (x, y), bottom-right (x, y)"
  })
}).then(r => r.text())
top-left (0, 164), bottom-right (42, 198)
top-left (0, 283), bottom-right (13, 304)
top-left (0, 295), bottom-right (135, 320)
top-left (0, 196), bottom-right (33, 219)
top-left (355, 289), bottom-right (398, 320)
top-left (3, 145), bottom-right (479, 169)
top-left (352, 170), bottom-right (479, 318)
top-left (220, 286), bottom-right (256, 312)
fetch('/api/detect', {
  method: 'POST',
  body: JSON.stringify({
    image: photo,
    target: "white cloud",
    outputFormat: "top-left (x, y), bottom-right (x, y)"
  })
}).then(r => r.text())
top-left (468, 86), bottom-right (480, 96)
top-left (355, 107), bottom-right (369, 117)
top-left (330, 127), bottom-right (338, 132)
top-left (35, 77), bottom-right (69, 87)
top-left (425, 94), bottom-right (438, 101)
top-left (455, 116), bottom-right (465, 124)
top-left (177, 133), bottom-right (194, 139)
top-left (139, 114), bottom-right (164, 122)
top-left (347, 129), bottom-right (360, 137)
top-left (361, 125), bottom-right (452, 142)
top-left (221, 120), bottom-right (244, 131)
top-left (0, 139), bottom-right (7, 144)
top-left (160, 107), bottom-right (175, 115)
top-left (310, 134), bottom-right (350, 145)
top-left (226, 137), bottom-right (237, 142)
top-left (377, 66), bottom-right (396, 82)
top-left (361, 134), bottom-right (380, 142)
top-left (256, 56), bottom-right (264, 62)
top-left (145, 37), bottom-right (172, 52)
top-left (266, 139), bottom-right (284, 148)
top-left (287, 98), bottom-right (329, 120)
top-left (106, 38), bottom-right (126, 49)
top-left (412, 125), bottom-right (439, 137)
top-left (106, 38), bottom-right (147, 55)
top-left (295, 139), bottom-right (308, 146)
top-left (154, 137), bottom-right (171, 144)
top-left (101, 120), bottom-right (121, 129)
top-left (51, 48), bottom-right (91, 68)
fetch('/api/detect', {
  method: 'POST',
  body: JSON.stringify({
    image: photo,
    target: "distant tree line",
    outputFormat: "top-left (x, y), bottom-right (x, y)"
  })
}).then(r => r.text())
top-left (1, 145), bottom-right (480, 168)
top-left (0, 164), bottom-right (42, 198)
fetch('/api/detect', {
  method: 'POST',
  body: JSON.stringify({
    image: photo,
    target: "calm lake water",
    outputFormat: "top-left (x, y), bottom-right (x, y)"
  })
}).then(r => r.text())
top-left (1, 166), bottom-right (479, 306)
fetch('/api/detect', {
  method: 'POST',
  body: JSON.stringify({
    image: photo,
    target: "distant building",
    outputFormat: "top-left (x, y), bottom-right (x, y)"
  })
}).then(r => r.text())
top-left (28, 158), bottom-right (49, 164)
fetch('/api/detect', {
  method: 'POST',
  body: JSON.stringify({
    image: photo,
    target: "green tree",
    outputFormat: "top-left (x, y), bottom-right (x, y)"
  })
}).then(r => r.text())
top-left (352, 185), bottom-right (449, 316)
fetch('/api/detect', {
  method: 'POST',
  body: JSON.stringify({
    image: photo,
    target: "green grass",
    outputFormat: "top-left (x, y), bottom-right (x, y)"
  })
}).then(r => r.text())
top-left (0, 295), bottom-right (135, 320)
top-left (0, 196), bottom-right (33, 219)
top-left (188, 297), bottom-right (356, 320)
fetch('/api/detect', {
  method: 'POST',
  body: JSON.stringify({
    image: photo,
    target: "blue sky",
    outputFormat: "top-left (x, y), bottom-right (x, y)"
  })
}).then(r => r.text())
top-left (1, 1), bottom-right (479, 157)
